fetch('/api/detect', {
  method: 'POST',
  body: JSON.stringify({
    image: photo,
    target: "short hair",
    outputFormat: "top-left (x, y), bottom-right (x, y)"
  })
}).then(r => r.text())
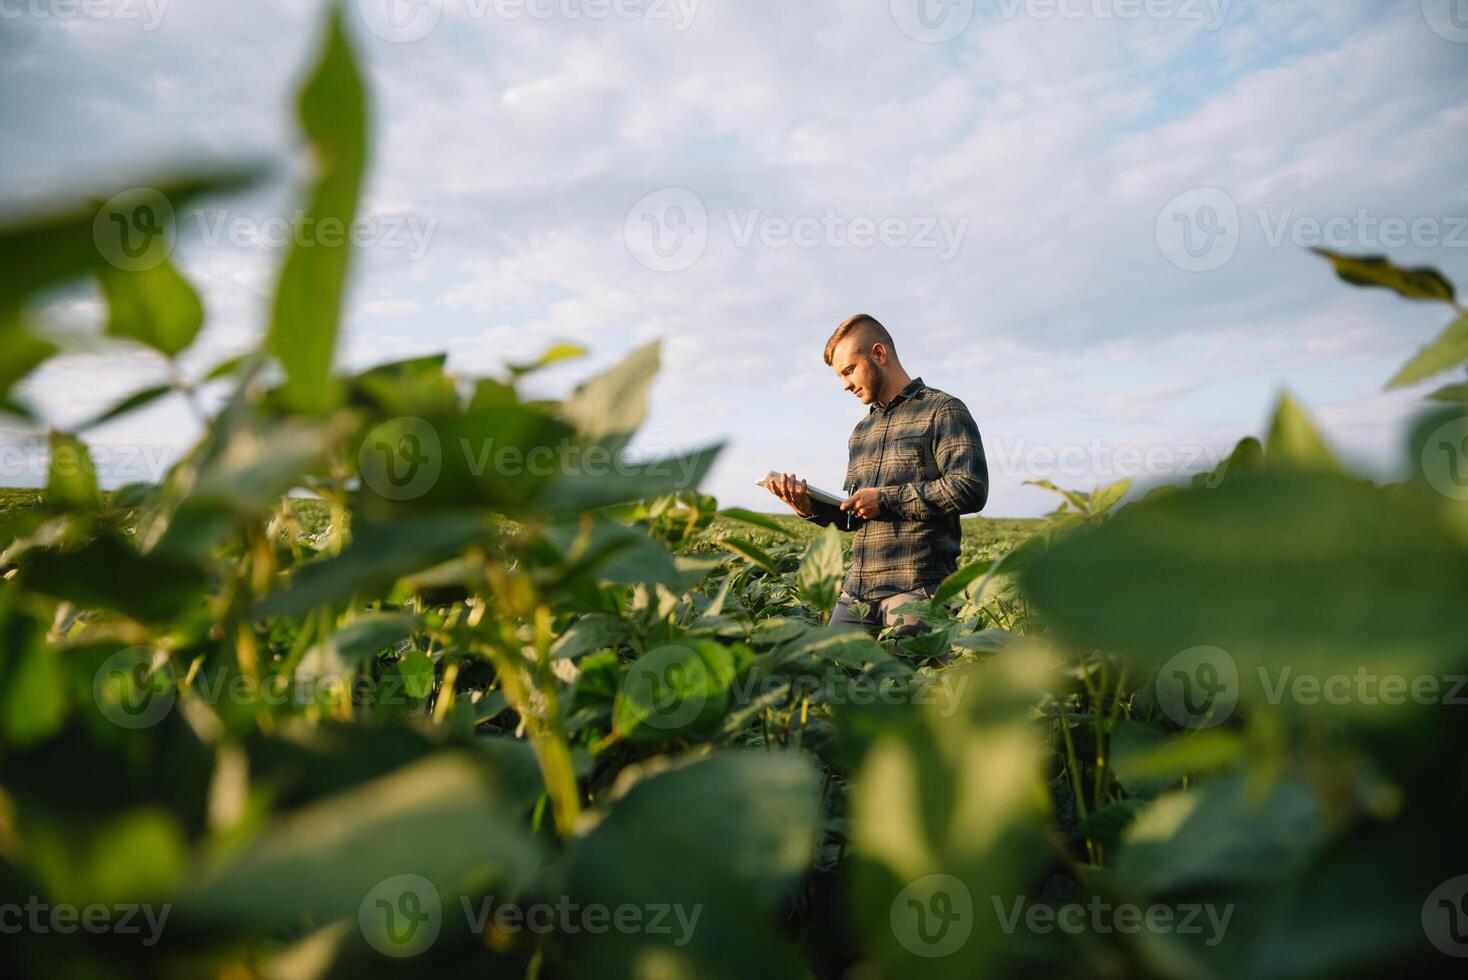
top-left (823, 314), bottom-right (895, 366)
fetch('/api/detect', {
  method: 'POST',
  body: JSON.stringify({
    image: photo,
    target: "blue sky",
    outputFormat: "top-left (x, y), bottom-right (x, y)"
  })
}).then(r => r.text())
top-left (2, 0), bottom-right (1466, 515)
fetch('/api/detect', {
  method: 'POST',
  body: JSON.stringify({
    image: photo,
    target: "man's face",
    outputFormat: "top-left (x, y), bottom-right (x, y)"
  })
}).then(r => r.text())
top-left (831, 336), bottom-right (885, 405)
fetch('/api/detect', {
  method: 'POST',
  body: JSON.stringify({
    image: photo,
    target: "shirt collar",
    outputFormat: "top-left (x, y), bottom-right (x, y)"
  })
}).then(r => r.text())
top-left (872, 376), bottom-right (924, 414)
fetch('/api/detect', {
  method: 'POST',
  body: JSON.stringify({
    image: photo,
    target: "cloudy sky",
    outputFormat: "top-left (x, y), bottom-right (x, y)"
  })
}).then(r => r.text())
top-left (2, 0), bottom-right (1466, 515)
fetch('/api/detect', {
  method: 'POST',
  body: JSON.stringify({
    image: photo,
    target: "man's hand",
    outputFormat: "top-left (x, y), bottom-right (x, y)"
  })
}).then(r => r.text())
top-left (766, 472), bottom-right (814, 517)
top-left (841, 487), bottom-right (881, 520)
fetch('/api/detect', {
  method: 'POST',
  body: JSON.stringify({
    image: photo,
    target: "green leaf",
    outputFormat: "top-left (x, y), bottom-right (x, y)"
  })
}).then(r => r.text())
top-left (507, 341), bottom-right (587, 377)
top-left (717, 507), bottom-right (795, 537)
top-left (177, 753), bottom-right (540, 932)
top-left (46, 431), bottom-right (99, 510)
top-left (98, 257), bottom-right (204, 357)
top-left (613, 639), bottom-right (737, 742)
top-left (542, 442), bottom-right (723, 512)
top-left (797, 524), bottom-right (844, 614)
top-left (1312, 249), bottom-right (1456, 303)
top-left (0, 591), bottom-right (66, 747)
top-left (851, 654), bottom-right (1053, 979)
top-left (550, 613), bottom-right (629, 661)
top-left (1196, 435), bottom-right (1264, 488)
top-left (1076, 798), bottom-right (1145, 850)
top-left (1426, 381), bottom-right (1468, 403)
top-left (256, 513), bottom-right (493, 618)
top-left (1022, 474), bottom-right (1468, 684)
top-left (77, 384), bottom-right (174, 431)
top-left (266, 4), bottom-right (369, 414)
top-left (722, 536), bottom-right (781, 574)
top-left (559, 341), bottom-right (659, 452)
top-left (1088, 477), bottom-right (1131, 515)
top-left (1112, 772), bottom-right (1323, 897)
top-left (399, 650), bottom-right (435, 699)
top-left (0, 314), bottom-right (58, 408)
top-left (0, 168), bottom-right (260, 316)
top-left (17, 534), bottom-right (207, 623)
top-left (564, 751), bottom-right (820, 978)
top-left (1264, 392), bottom-right (1341, 472)
top-left (931, 559), bottom-right (993, 606)
top-left (1387, 314), bottom-right (1468, 389)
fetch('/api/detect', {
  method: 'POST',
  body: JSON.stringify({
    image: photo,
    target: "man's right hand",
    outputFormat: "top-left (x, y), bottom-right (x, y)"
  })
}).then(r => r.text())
top-left (766, 472), bottom-right (814, 518)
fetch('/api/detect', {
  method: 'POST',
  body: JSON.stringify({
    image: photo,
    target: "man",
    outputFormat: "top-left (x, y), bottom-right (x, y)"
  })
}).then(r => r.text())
top-left (766, 314), bottom-right (988, 635)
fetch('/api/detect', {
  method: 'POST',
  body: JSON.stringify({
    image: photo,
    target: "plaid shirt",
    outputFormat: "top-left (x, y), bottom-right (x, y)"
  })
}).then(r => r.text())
top-left (804, 377), bottom-right (988, 599)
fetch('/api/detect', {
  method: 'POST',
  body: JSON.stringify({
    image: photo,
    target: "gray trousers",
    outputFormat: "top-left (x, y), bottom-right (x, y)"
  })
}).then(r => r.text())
top-left (828, 585), bottom-right (933, 636)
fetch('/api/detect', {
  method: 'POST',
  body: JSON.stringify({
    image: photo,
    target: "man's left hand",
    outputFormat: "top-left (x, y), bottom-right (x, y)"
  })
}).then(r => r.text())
top-left (840, 487), bottom-right (881, 520)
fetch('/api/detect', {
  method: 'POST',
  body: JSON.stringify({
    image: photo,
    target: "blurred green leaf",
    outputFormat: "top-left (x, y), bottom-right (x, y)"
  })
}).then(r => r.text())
top-left (177, 753), bottom-right (539, 931)
top-left (564, 751), bottom-right (819, 978)
top-left (542, 442), bottom-right (723, 512)
top-left (99, 257), bottom-right (204, 357)
top-left (1387, 313), bottom-right (1468, 389)
top-left (0, 314), bottom-right (58, 410)
top-left (0, 168), bottom-right (260, 315)
top-left (932, 558), bottom-right (993, 606)
top-left (257, 514), bottom-right (492, 618)
top-left (266, 4), bottom-right (369, 414)
top-left (399, 650), bottom-right (434, 699)
top-left (1023, 473), bottom-right (1468, 682)
top-left (27, 808), bottom-right (187, 906)
top-left (0, 590), bottom-right (66, 746)
top-left (77, 384), bottom-right (174, 431)
top-left (18, 534), bottom-right (207, 623)
top-left (45, 431), bottom-right (98, 511)
top-left (1265, 392), bottom-right (1341, 472)
top-left (1312, 249), bottom-right (1456, 303)
top-left (1426, 380), bottom-right (1468, 403)
top-left (507, 341), bottom-right (587, 377)
top-left (559, 341), bottom-right (659, 452)
top-left (614, 639), bottom-right (736, 742)
top-left (550, 613), bottom-right (628, 661)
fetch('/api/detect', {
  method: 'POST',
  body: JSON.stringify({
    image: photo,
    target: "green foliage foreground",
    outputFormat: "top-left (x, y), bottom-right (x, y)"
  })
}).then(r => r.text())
top-left (3, 6), bottom-right (1468, 978)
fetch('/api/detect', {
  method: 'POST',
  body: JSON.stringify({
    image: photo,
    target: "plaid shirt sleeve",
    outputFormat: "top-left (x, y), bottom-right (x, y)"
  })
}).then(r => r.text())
top-left (876, 402), bottom-right (988, 520)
